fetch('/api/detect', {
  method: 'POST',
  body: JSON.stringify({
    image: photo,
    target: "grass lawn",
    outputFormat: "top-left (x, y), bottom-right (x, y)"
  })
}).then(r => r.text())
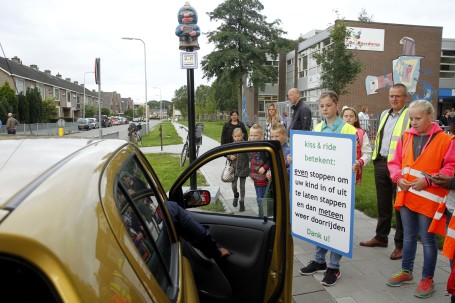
top-left (179, 120), bottom-right (225, 143)
top-left (144, 152), bottom-right (225, 213)
top-left (141, 121), bottom-right (183, 147)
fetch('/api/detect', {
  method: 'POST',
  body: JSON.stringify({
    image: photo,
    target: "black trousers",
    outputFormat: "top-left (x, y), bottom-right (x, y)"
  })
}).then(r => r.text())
top-left (373, 157), bottom-right (403, 248)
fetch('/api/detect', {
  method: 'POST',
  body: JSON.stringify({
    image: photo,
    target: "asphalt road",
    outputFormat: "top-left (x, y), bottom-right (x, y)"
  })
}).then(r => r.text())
top-left (66, 120), bottom-right (162, 140)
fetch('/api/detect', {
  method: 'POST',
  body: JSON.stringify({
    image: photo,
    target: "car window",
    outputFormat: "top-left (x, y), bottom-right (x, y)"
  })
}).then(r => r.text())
top-left (115, 156), bottom-right (173, 294)
top-left (178, 150), bottom-right (279, 219)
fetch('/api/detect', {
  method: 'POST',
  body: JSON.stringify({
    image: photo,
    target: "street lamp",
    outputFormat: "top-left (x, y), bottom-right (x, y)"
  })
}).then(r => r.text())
top-left (152, 87), bottom-right (162, 119)
top-left (122, 37), bottom-right (148, 132)
top-left (83, 71), bottom-right (94, 118)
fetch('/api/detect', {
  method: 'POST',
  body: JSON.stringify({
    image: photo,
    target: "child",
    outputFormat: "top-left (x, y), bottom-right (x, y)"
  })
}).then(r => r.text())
top-left (299, 91), bottom-right (357, 287)
top-left (341, 106), bottom-right (372, 184)
top-left (227, 128), bottom-right (250, 212)
top-left (248, 123), bottom-right (269, 217)
top-left (267, 123), bottom-right (291, 178)
top-left (387, 100), bottom-right (455, 299)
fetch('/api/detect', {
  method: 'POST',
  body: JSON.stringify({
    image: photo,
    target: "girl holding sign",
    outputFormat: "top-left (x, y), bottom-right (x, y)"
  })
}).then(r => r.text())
top-left (341, 106), bottom-right (372, 184)
top-left (299, 91), bottom-right (357, 286)
top-left (386, 100), bottom-right (455, 298)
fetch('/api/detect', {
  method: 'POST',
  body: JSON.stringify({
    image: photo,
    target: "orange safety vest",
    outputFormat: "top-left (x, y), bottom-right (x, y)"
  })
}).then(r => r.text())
top-left (394, 132), bottom-right (451, 219)
top-left (429, 200), bottom-right (455, 259)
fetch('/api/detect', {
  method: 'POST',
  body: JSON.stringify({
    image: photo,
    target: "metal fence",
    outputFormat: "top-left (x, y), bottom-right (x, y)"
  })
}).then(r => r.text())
top-left (0, 122), bottom-right (119, 139)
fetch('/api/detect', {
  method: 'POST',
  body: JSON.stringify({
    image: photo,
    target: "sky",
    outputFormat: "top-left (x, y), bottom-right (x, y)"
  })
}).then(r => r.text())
top-left (1, 0), bottom-right (454, 104)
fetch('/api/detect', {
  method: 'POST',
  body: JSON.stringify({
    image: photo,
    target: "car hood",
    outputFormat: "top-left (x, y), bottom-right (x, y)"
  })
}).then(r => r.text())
top-left (0, 138), bottom-right (103, 207)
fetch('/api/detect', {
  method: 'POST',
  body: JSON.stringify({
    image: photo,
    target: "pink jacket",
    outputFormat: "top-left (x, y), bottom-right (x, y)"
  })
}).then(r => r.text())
top-left (388, 122), bottom-right (455, 184)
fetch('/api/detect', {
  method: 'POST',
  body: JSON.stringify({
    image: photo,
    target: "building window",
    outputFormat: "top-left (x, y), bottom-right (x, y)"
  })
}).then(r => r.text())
top-left (15, 79), bottom-right (24, 94)
top-left (36, 84), bottom-right (45, 99)
top-left (66, 90), bottom-right (71, 103)
top-left (54, 88), bottom-right (60, 101)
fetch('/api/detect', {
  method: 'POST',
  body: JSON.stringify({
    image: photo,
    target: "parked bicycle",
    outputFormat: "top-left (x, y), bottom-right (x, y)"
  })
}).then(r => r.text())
top-left (179, 123), bottom-right (204, 166)
top-left (128, 122), bottom-right (142, 146)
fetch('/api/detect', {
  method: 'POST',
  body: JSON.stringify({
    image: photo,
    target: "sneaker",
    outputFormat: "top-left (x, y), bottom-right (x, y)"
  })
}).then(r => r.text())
top-left (414, 277), bottom-right (435, 298)
top-left (387, 269), bottom-right (414, 287)
top-left (321, 268), bottom-right (341, 286)
top-left (299, 261), bottom-right (327, 276)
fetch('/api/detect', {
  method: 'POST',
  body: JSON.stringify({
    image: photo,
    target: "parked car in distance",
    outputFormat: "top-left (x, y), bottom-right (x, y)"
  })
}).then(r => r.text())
top-left (77, 118), bottom-right (90, 131)
top-left (0, 138), bottom-right (292, 302)
top-left (100, 115), bottom-right (111, 127)
top-left (87, 118), bottom-right (99, 129)
top-left (110, 117), bottom-right (120, 126)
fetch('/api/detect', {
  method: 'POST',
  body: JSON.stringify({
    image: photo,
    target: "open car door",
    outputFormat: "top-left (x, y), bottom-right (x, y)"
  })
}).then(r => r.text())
top-left (169, 140), bottom-right (293, 303)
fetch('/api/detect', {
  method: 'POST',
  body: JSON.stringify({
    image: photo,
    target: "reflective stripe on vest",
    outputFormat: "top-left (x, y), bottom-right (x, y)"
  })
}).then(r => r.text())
top-left (394, 132), bottom-right (451, 218)
top-left (372, 108), bottom-right (410, 161)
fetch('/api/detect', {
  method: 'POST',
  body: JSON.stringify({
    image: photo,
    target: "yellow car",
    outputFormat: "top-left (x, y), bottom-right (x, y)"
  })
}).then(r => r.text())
top-left (0, 138), bottom-right (292, 302)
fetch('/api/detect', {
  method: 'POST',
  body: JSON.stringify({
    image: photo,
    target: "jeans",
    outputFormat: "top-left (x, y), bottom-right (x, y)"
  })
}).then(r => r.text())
top-left (314, 246), bottom-right (342, 269)
top-left (255, 185), bottom-right (267, 217)
top-left (400, 206), bottom-right (437, 278)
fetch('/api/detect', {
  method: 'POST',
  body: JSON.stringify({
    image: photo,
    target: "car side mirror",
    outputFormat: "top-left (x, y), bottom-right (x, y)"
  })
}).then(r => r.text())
top-left (183, 189), bottom-right (211, 208)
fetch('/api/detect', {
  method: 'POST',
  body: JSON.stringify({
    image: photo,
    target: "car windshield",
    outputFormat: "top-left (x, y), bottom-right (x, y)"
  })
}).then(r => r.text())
top-left (77, 118), bottom-right (87, 123)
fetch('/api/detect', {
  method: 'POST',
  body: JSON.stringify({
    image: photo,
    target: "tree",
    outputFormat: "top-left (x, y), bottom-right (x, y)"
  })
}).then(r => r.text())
top-left (26, 87), bottom-right (42, 123)
top-left (101, 108), bottom-right (111, 116)
top-left (172, 85), bottom-right (188, 117)
top-left (85, 104), bottom-right (97, 118)
top-left (195, 85), bottom-right (212, 120)
top-left (17, 93), bottom-right (29, 123)
top-left (312, 19), bottom-right (362, 96)
top-left (202, 0), bottom-right (286, 118)
top-left (42, 98), bottom-right (58, 122)
top-left (358, 8), bottom-right (373, 22)
top-left (0, 81), bottom-right (17, 120)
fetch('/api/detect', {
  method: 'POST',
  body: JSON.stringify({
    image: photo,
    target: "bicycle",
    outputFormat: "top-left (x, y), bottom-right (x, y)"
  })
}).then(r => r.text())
top-left (179, 123), bottom-right (203, 166)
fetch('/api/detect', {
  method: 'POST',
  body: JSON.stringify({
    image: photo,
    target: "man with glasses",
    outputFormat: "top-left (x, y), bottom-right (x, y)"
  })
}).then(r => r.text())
top-left (360, 83), bottom-right (410, 261)
top-left (287, 88), bottom-right (312, 136)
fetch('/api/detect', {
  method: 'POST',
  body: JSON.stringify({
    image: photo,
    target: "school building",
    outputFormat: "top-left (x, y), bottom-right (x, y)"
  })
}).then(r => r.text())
top-left (244, 20), bottom-right (455, 123)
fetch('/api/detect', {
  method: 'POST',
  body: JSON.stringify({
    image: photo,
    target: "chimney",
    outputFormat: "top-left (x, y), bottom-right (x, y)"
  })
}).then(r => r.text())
top-left (81, 84), bottom-right (84, 87)
top-left (65, 78), bottom-right (71, 81)
top-left (73, 81), bottom-right (79, 85)
top-left (44, 70), bottom-right (51, 75)
top-left (30, 64), bottom-right (39, 70)
top-left (56, 73), bottom-right (62, 79)
top-left (11, 56), bottom-right (21, 64)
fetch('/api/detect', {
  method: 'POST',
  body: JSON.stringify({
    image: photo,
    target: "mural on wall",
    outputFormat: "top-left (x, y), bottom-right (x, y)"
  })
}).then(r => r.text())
top-left (365, 36), bottom-right (434, 101)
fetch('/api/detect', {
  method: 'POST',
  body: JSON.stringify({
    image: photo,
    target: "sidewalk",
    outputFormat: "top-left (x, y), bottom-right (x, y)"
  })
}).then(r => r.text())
top-left (142, 122), bottom-right (452, 303)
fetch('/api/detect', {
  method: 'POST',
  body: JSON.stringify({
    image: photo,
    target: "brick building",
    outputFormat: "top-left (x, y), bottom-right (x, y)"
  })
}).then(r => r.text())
top-left (245, 20), bottom-right (453, 123)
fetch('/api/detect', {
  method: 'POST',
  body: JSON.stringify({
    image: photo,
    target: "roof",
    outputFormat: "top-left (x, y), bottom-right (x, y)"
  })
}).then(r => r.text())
top-left (0, 56), bottom-right (98, 97)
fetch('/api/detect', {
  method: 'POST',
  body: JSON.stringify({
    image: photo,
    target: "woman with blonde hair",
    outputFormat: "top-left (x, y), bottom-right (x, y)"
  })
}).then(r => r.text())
top-left (387, 100), bottom-right (455, 298)
top-left (264, 103), bottom-right (284, 140)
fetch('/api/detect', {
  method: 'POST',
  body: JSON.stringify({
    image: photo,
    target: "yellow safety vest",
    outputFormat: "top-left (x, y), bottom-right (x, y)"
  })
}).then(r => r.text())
top-left (372, 108), bottom-right (410, 161)
top-left (314, 122), bottom-right (357, 135)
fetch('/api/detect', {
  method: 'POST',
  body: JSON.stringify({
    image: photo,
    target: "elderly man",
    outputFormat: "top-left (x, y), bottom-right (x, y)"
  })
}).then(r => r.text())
top-left (6, 113), bottom-right (18, 135)
top-left (360, 83), bottom-right (411, 261)
top-left (287, 88), bottom-right (312, 135)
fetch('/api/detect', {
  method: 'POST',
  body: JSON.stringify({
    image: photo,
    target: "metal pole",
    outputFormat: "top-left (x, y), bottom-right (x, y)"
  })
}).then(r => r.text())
top-left (83, 72), bottom-right (94, 119)
top-left (122, 37), bottom-right (148, 133)
top-left (98, 81), bottom-right (102, 138)
top-left (186, 46), bottom-right (197, 189)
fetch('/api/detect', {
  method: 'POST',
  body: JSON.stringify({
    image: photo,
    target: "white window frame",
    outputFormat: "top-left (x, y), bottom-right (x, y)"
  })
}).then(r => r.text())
top-left (54, 88), bottom-right (60, 101)
top-left (15, 79), bottom-right (25, 94)
top-left (36, 84), bottom-right (45, 99)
